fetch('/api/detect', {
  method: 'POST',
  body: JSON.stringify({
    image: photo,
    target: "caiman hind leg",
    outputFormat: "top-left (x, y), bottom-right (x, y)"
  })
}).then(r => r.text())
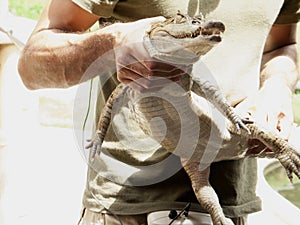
top-left (181, 159), bottom-right (234, 225)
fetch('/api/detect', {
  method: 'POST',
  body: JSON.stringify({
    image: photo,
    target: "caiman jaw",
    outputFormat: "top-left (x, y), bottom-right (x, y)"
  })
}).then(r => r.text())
top-left (150, 20), bottom-right (225, 43)
top-left (144, 12), bottom-right (226, 63)
top-left (171, 21), bottom-right (225, 42)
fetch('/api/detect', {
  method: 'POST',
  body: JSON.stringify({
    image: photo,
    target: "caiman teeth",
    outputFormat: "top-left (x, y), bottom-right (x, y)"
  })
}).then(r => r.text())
top-left (201, 29), bottom-right (221, 37)
top-left (170, 27), bottom-right (222, 39)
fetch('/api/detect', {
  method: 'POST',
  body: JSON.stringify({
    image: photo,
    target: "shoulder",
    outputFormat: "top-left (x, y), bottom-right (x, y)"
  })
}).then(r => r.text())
top-left (72, 0), bottom-right (118, 17)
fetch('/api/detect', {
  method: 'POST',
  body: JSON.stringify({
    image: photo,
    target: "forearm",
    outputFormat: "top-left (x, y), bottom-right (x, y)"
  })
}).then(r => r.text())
top-left (18, 26), bottom-right (119, 90)
top-left (260, 43), bottom-right (299, 92)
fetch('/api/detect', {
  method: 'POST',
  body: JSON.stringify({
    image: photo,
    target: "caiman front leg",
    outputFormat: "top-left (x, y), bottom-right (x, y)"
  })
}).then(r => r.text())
top-left (245, 123), bottom-right (300, 183)
top-left (191, 78), bottom-right (250, 134)
top-left (181, 159), bottom-right (234, 225)
top-left (86, 84), bottom-right (128, 161)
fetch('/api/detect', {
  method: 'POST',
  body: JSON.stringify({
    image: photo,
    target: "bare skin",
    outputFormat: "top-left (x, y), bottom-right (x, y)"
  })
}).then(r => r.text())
top-left (17, 1), bottom-right (187, 90)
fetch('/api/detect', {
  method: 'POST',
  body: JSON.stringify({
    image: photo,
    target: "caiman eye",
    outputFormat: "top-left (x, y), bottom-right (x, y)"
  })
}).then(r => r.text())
top-left (174, 13), bottom-right (186, 23)
top-left (192, 20), bottom-right (201, 25)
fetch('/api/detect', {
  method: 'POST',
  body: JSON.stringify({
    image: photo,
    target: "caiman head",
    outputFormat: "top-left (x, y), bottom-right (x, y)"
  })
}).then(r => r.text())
top-left (145, 11), bottom-right (225, 64)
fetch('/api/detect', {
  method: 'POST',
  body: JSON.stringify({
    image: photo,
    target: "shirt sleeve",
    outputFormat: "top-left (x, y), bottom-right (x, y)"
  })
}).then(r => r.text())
top-left (72, 0), bottom-right (118, 17)
top-left (274, 0), bottom-right (300, 24)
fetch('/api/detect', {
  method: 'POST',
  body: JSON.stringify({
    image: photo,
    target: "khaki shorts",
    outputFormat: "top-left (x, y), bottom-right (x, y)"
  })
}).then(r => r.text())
top-left (77, 208), bottom-right (247, 225)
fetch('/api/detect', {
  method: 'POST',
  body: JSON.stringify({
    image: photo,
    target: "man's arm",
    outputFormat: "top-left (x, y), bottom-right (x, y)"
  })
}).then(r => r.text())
top-left (255, 23), bottom-right (298, 135)
top-left (261, 23), bottom-right (299, 90)
top-left (18, 0), bottom-right (178, 90)
top-left (236, 23), bottom-right (299, 153)
top-left (17, 0), bottom-right (116, 89)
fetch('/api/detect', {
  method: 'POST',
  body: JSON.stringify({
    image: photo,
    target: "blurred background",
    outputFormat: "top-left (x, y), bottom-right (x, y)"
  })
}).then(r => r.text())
top-left (0, 0), bottom-right (300, 225)
top-left (0, 1), bottom-right (87, 225)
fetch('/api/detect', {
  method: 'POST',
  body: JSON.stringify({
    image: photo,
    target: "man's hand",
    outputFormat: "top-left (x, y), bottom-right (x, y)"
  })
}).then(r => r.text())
top-left (235, 78), bottom-right (294, 153)
top-left (237, 78), bottom-right (294, 137)
top-left (234, 23), bottom-right (298, 153)
top-left (113, 17), bottom-right (190, 92)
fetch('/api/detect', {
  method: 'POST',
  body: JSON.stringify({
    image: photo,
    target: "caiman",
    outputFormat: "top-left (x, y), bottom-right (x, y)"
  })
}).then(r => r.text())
top-left (87, 12), bottom-right (300, 225)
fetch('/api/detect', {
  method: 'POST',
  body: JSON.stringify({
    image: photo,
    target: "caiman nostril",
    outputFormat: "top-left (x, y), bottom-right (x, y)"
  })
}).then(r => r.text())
top-left (210, 36), bottom-right (222, 42)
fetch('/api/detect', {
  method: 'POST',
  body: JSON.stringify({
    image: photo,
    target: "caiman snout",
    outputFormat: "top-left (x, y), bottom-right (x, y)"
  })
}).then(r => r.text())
top-left (204, 20), bottom-right (225, 32)
top-left (200, 20), bottom-right (225, 42)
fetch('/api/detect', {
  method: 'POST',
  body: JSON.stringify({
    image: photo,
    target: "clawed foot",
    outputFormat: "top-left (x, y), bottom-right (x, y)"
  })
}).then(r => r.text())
top-left (231, 116), bottom-right (253, 135)
top-left (85, 133), bottom-right (103, 161)
top-left (276, 146), bottom-right (300, 183)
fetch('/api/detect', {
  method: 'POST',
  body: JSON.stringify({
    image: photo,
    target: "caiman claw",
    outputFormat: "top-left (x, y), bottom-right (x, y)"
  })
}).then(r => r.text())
top-left (85, 131), bottom-right (103, 162)
top-left (276, 146), bottom-right (300, 183)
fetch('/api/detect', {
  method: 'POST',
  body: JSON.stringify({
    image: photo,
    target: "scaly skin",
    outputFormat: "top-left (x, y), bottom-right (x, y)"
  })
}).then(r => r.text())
top-left (87, 12), bottom-right (300, 225)
top-left (88, 83), bottom-right (300, 225)
top-left (144, 11), bottom-right (248, 134)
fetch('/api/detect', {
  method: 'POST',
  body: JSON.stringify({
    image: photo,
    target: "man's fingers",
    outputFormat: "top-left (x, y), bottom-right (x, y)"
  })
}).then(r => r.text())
top-left (142, 60), bottom-right (188, 73)
top-left (118, 68), bottom-right (176, 90)
top-left (118, 68), bottom-right (152, 89)
top-left (277, 113), bottom-right (293, 139)
top-left (118, 59), bottom-right (188, 77)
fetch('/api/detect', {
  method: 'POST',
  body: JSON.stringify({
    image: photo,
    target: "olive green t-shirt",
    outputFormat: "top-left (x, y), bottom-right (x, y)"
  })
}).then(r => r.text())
top-left (73, 0), bottom-right (300, 23)
top-left (72, 0), bottom-right (299, 217)
top-left (275, 0), bottom-right (300, 24)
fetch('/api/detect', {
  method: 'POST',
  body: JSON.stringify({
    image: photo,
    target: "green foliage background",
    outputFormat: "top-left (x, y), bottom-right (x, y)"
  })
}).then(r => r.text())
top-left (9, 0), bottom-right (46, 20)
